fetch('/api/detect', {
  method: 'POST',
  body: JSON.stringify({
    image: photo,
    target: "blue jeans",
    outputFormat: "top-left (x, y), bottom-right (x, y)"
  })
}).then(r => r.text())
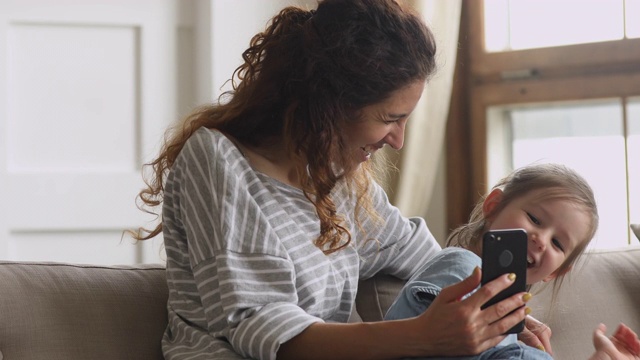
top-left (413, 342), bottom-right (553, 360)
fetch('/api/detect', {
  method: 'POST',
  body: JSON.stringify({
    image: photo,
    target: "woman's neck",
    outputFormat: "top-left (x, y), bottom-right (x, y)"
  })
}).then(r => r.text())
top-left (234, 137), bottom-right (306, 189)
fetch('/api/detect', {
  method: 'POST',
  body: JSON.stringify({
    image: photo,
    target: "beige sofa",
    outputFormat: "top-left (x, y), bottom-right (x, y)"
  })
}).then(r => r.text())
top-left (1, 246), bottom-right (639, 360)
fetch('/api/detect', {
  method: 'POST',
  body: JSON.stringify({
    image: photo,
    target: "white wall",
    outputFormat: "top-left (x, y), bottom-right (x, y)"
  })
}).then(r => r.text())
top-left (206, 0), bottom-right (316, 102)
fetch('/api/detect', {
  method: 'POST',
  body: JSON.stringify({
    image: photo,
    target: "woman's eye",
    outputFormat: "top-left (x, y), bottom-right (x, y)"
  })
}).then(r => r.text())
top-left (552, 238), bottom-right (565, 253)
top-left (527, 212), bottom-right (541, 225)
top-left (383, 116), bottom-right (405, 125)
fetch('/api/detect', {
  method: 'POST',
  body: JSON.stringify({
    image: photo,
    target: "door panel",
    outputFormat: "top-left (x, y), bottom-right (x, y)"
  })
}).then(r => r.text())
top-left (0, 0), bottom-right (196, 264)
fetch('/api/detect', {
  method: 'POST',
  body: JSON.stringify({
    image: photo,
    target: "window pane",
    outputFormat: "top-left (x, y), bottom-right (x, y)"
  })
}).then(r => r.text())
top-left (628, 98), bottom-right (640, 243)
top-left (628, 0), bottom-right (640, 38)
top-left (484, 0), bottom-right (625, 52)
top-left (487, 100), bottom-right (629, 249)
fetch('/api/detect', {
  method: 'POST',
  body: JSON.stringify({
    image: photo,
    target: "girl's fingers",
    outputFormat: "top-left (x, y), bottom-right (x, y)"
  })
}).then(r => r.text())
top-left (613, 324), bottom-right (640, 355)
top-left (519, 315), bottom-right (553, 355)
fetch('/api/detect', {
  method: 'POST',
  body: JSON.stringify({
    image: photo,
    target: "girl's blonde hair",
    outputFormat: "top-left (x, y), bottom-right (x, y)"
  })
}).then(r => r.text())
top-left (129, 0), bottom-right (437, 254)
top-left (446, 163), bottom-right (599, 292)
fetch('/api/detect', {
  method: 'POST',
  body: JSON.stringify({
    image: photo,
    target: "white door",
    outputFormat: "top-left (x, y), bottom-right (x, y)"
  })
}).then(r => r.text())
top-left (0, 0), bottom-right (198, 264)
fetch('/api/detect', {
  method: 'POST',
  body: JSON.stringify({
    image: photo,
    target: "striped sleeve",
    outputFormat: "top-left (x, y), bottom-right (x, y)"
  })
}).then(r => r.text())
top-left (163, 129), bottom-right (322, 360)
top-left (191, 255), bottom-right (320, 360)
top-left (357, 181), bottom-right (442, 280)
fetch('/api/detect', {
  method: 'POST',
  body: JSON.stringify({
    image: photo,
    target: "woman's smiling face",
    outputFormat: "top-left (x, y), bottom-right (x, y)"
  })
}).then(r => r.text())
top-left (343, 80), bottom-right (425, 163)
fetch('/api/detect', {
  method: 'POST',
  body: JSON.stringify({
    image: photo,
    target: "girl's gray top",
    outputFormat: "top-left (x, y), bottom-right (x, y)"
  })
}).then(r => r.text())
top-left (161, 127), bottom-right (441, 360)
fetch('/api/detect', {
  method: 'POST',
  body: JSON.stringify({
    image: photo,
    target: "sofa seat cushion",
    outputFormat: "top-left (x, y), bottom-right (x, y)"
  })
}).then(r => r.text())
top-left (0, 261), bottom-right (168, 360)
top-left (529, 246), bottom-right (640, 360)
top-left (356, 274), bottom-right (406, 322)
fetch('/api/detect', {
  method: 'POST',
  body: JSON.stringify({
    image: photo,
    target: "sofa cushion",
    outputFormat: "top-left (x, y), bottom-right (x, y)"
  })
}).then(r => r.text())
top-left (356, 274), bottom-right (405, 322)
top-left (529, 246), bottom-right (640, 360)
top-left (0, 261), bottom-right (168, 360)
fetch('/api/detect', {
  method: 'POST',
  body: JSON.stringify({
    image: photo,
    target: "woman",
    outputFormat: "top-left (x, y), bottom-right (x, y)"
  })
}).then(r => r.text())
top-left (132, 1), bottom-right (537, 358)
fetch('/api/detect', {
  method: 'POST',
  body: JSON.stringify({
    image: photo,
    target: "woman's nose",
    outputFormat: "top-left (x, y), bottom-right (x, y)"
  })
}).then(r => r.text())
top-left (385, 124), bottom-right (405, 150)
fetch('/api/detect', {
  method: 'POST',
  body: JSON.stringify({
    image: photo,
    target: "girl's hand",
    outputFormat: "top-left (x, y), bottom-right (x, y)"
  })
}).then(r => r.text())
top-left (410, 267), bottom-right (531, 357)
top-left (590, 323), bottom-right (640, 360)
top-left (519, 315), bottom-right (553, 355)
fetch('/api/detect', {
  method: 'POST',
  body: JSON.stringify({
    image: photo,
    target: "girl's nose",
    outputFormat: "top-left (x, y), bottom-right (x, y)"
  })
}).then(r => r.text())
top-left (531, 232), bottom-right (547, 251)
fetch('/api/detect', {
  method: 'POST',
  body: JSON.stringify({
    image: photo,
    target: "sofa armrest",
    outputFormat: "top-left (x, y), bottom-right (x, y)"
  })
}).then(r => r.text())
top-left (0, 261), bottom-right (168, 360)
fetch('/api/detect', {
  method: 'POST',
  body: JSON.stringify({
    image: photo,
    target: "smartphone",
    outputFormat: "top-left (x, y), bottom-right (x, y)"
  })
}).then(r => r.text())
top-left (481, 228), bottom-right (527, 334)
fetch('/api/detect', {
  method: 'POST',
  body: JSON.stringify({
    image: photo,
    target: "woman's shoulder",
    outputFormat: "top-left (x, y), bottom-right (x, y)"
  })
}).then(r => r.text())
top-left (170, 127), bottom-right (252, 186)
top-left (182, 127), bottom-right (244, 162)
top-left (189, 126), bottom-right (233, 149)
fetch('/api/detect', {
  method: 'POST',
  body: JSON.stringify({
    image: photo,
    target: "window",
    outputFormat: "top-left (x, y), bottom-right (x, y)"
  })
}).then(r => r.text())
top-left (484, 0), bottom-right (639, 52)
top-left (446, 1), bottom-right (640, 249)
top-left (486, 98), bottom-right (639, 248)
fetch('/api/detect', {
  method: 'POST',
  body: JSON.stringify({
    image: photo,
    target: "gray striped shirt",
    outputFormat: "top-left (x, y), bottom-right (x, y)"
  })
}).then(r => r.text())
top-left (161, 127), bottom-right (441, 360)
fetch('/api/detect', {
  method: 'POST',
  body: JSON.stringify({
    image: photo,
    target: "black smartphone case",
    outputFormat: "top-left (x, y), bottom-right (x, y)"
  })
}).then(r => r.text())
top-left (481, 228), bottom-right (528, 334)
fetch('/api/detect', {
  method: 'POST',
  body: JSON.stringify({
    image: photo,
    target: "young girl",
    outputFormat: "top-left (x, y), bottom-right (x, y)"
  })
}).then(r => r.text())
top-left (385, 163), bottom-right (640, 359)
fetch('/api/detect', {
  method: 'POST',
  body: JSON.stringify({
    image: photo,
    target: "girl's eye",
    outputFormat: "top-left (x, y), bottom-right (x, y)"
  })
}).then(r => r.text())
top-left (527, 212), bottom-right (541, 225)
top-left (552, 238), bottom-right (565, 253)
top-left (383, 119), bottom-right (398, 125)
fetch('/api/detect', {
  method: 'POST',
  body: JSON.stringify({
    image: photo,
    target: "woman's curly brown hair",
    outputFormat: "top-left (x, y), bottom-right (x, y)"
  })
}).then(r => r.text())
top-left (130, 0), bottom-right (437, 254)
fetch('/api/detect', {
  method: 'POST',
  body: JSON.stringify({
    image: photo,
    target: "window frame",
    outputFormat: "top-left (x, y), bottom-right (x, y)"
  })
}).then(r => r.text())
top-left (446, 0), bottom-right (640, 236)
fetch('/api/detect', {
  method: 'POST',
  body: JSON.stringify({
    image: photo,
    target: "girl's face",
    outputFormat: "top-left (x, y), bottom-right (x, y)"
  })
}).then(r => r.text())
top-left (343, 80), bottom-right (425, 163)
top-left (483, 188), bottom-right (591, 285)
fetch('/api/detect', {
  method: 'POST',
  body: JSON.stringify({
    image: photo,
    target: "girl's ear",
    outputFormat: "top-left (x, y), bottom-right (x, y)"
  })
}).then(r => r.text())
top-left (482, 189), bottom-right (504, 219)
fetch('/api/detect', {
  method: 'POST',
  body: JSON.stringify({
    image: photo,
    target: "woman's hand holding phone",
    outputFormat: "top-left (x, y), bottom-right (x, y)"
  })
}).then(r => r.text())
top-left (411, 265), bottom-right (531, 356)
